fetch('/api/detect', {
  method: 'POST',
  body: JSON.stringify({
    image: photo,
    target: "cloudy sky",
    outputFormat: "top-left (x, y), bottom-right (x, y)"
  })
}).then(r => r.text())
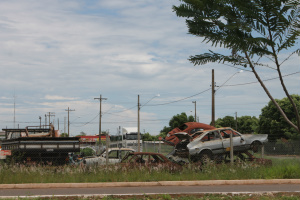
top-left (0, 0), bottom-right (299, 136)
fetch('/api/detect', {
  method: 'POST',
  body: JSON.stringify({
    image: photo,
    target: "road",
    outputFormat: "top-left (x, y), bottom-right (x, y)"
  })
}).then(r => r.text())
top-left (0, 183), bottom-right (299, 198)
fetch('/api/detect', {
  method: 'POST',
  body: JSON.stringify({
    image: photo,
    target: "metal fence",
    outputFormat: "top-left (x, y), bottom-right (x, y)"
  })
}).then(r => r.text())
top-left (264, 140), bottom-right (300, 156)
top-left (1, 138), bottom-right (299, 165)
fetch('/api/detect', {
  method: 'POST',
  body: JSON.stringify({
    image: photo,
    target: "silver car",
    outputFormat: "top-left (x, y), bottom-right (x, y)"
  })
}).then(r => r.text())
top-left (82, 148), bottom-right (135, 166)
top-left (169, 127), bottom-right (268, 164)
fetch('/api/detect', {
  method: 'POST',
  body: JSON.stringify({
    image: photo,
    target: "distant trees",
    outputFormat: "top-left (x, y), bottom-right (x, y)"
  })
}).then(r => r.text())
top-left (60, 133), bottom-right (68, 137)
top-left (258, 95), bottom-right (300, 141)
top-left (215, 115), bottom-right (258, 134)
top-left (143, 132), bottom-right (159, 141)
top-left (212, 95), bottom-right (300, 140)
top-left (75, 131), bottom-right (87, 137)
top-left (159, 112), bottom-right (194, 138)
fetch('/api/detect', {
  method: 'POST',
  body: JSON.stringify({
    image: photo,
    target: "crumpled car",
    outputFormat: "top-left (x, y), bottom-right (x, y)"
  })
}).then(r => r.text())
top-left (163, 122), bottom-right (215, 146)
top-left (81, 148), bottom-right (135, 166)
top-left (121, 152), bottom-right (182, 171)
top-left (168, 127), bottom-right (268, 164)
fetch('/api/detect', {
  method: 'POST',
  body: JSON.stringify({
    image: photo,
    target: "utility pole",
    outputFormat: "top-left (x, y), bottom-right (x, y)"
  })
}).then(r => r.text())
top-left (45, 114), bottom-right (47, 128)
top-left (65, 107), bottom-right (75, 137)
top-left (57, 118), bottom-right (59, 131)
top-left (192, 101), bottom-right (197, 122)
top-left (13, 93), bottom-right (16, 128)
top-left (138, 95), bottom-right (141, 152)
top-left (94, 95), bottom-right (107, 147)
top-left (211, 69), bottom-right (215, 126)
top-left (47, 112), bottom-right (55, 126)
top-left (235, 112), bottom-right (238, 131)
top-left (39, 116), bottom-right (41, 128)
top-left (64, 116), bottom-right (67, 133)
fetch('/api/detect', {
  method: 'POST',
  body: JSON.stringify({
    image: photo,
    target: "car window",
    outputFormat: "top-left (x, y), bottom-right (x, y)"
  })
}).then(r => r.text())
top-left (190, 128), bottom-right (204, 134)
top-left (108, 150), bottom-right (118, 158)
top-left (221, 130), bottom-right (240, 138)
top-left (134, 155), bottom-right (145, 163)
top-left (151, 155), bottom-right (165, 163)
top-left (201, 131), bottom-right (220, 141)
top-left (120, 150), bottom-right (132, 159)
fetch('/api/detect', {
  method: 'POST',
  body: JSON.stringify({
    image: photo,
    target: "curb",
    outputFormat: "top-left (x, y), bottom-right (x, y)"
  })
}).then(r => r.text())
top-left (0, 179), bottom-right (299, 189)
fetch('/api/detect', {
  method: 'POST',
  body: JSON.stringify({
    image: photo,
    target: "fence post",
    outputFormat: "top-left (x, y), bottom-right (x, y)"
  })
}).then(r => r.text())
top-left (261, 145), bottom-right (264, 158)
top-left (230, 131), bottom-right (234, 165)
top-left (158, 141), bottom-right (161, 153)
top-left (106, 133), bottom-right (109, 166)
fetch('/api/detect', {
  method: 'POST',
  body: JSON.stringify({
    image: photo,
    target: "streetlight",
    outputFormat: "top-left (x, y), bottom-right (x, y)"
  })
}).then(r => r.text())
top-left (215, 70), bottom-right (243, 92)
top-left (39, 116), bottom-right (41, 128)
top-left (138, 94), bottom-right (160, 152)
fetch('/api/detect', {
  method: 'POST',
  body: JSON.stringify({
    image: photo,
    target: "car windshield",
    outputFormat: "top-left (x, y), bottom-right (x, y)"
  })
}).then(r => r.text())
top-left (126, 134), bottom-right (138, 140)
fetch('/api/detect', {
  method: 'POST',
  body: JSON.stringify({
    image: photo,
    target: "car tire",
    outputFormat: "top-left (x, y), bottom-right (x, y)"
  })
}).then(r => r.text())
top-left (250, 141), bottom-right (261, 153)
top-left (199, 151), bottom-right (213, 165)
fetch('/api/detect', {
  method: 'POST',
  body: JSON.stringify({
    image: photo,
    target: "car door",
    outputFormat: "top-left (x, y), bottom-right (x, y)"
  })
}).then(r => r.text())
top-left (194, 131), bottom-right (223, 155)
top-left (107, 150), bottom-right (120, 164)
top-left (221, 129), bottom-right (246, 152)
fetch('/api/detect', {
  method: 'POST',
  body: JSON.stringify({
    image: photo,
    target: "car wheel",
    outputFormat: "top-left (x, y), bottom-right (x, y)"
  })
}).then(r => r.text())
top-left (250, 141), bottom-right (261, 153)
top-left (199, 151), bottom-right (213, 165)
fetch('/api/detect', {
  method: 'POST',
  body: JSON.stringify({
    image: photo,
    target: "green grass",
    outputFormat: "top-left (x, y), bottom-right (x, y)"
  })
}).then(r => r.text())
top-left (0, 157), bottom-right (300, 184)
top-left (2, 193), bottom-right (300, 200)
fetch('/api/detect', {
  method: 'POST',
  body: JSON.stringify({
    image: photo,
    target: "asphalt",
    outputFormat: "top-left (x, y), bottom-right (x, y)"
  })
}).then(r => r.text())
top-left (0, 179), bottom-right (299, 189)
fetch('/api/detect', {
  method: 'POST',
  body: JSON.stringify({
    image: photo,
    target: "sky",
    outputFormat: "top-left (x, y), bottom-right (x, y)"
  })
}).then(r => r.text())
top-left (0, 0), bottom-right (299, 136)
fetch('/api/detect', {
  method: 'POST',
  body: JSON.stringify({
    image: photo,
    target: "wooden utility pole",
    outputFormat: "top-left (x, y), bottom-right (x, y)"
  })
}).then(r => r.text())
top-left (138, 95), bottom-right (141, 152)
top-left (47, 112), bottom-right (55, 126)
top-left (94, 95), bottom-right (107, 147)
top-left (235, 112), bottom-right (238, 131)
top-left (212, 69), bottom-right (215, 126)
top-left (65, 107), bottom-right (75, 137)
top-left (192, 101), bottom-right (197, 122)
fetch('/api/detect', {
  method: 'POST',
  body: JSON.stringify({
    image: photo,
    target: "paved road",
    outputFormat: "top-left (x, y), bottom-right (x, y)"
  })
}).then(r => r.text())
top-left (0, 183), bottom-right (299, 198)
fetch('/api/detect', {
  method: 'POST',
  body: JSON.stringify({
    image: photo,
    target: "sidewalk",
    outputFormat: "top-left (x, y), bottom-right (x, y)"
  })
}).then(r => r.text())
top-left (1, 179), bottom-right (299, 189)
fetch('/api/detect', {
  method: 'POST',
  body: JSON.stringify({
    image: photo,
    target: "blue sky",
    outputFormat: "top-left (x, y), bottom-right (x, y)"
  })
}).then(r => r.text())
top-left (0, 0), bottom-right (299, 136)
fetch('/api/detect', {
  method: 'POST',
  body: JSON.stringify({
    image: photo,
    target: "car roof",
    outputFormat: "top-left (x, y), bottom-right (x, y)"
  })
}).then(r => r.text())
top-left (108, 148), bottom-right (135, 151)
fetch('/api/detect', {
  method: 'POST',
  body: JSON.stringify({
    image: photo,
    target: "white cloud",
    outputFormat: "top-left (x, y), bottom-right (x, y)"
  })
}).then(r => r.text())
top-left (0, 0), bottom-right (299, 135)
top-left (43, 95), bottom-right (77, 101)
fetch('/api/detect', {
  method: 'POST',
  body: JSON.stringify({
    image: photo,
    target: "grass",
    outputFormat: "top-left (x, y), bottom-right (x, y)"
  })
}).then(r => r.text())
top-left (2, 193), bottom-right (300, 200)
top-left (0, 157), bottom-right (300, 184)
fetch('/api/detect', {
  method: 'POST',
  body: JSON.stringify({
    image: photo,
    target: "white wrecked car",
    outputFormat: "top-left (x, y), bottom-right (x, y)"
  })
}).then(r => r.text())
top-left (168, 127), bottom-right (268, 164)
top-left (82, 148), bottom-right (135, 166)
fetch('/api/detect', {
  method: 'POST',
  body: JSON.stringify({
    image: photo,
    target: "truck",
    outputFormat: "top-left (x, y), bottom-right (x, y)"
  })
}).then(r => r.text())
top-left (0, 124), bottom-right (80, 165)
top-left (110, 127), bottom-right (142, 151)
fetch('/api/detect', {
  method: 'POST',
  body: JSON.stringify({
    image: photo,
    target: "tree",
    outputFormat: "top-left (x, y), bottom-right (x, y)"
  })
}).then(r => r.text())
top-left (215, 116), bottom-right (235, 128)
top-left (160, 112), bottom-right (194, 137)
top-left (259, 94), bottom-right (300, 141)
top-left (238, 116), bottom-right (259, 134)
top-left (143, 132), bottom-right (156, 141)
top-left (173, 0), bottom-right (300, 134)
top-left (169, 112), bottom-right (194, 129)
top-left (76, 131), bottom-right (86, 137)
top-left (215, 115), bottom-right (259, 134)
top-left (60, 133), bottom-right (68, 137)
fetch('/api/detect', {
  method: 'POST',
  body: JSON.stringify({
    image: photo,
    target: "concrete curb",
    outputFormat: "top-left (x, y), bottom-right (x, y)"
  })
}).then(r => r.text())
top-left (0, 179), bottom-right (299, 189)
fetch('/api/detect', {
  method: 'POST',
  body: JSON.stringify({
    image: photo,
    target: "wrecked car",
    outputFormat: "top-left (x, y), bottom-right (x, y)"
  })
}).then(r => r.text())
top-left (121, 152), bottom-right (182, 171)
top-left (163, 122), bottom-right (215, 146)
top-left (80, 148), bottom-right (135, 166)
top-left (168, 127), bottom-right (268, 164)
